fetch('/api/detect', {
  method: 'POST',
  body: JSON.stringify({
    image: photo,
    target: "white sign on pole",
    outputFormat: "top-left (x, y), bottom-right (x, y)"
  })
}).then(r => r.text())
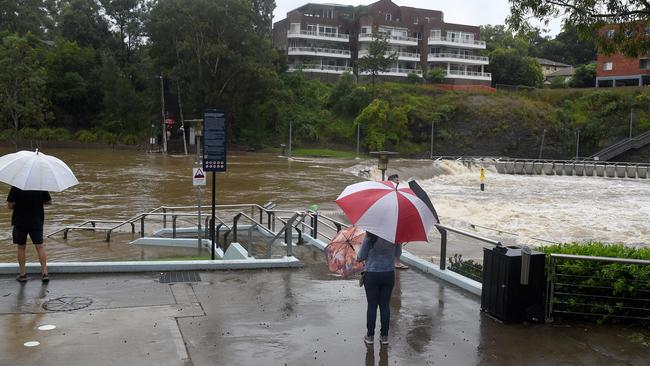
top-left (193, 167), bottom-right (206, 186)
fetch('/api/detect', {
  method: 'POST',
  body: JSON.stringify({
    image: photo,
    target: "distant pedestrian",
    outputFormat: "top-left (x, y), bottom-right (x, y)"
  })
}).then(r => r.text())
top-left (357, 232), bottom-right (395, 346)
top-left (387, 174), bottom-right (408, 270)
top-left (7, 186), bottom-right (51, 282)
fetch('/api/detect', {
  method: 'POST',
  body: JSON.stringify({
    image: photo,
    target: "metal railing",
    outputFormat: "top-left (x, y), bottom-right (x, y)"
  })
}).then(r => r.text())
top-left (446, 69), bottom-right (491, 78)
top-left (359, 33), bottom-right (419, 44)
top-left (435, 223), bottom-right (501, 270)
top-left (428, 36), bottom-right (486, 47)
top-left (287, 29), bottom-right (349, 41)
top-left (546, 254), bottom-right (650, 323)
top-left (288, 64), bottom-right (352, 73)
top-left (428, 52), bottom-right (488, 62)
top-left (288, 46), bottom-right (351, 56)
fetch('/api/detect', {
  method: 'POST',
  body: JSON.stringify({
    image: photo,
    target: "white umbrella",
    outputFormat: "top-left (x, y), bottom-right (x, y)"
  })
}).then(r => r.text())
top-left (0, 149), bottom-right (79, 192)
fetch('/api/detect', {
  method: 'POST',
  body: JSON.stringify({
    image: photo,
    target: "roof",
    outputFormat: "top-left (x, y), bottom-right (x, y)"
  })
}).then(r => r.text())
top-left (535, 58), bottom-right (571, 67)
top-left (547, 66), bottom-right (575, 77)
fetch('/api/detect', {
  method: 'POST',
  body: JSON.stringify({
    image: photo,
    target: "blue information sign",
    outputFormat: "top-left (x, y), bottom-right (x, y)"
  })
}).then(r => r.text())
top-left (203, 109), bottom-right (227, 172)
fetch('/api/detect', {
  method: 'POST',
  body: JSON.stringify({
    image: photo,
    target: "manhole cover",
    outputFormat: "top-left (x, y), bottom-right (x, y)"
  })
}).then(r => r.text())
top-left (43, 297), bottom-right (93, 312)
top-left (159, 271), bottom-right (201, 283)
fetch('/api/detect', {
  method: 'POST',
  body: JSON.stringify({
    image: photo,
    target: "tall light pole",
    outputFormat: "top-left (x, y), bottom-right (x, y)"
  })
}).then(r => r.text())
top-left (629, 109), bottom-right (634, 139)
top-left (538, 128), bottom-right (546, 159)
top-left (575, 129), bottom-right (580, 159)
top-left (177, 81), bottom-right (188, 155)
top-left (355, 123), bottom-right (360, 160)
top-left (430, 120), bottom-right (435, 159)
top-left (288, 120), bottom-right (292, 158)
top-left (160, 75), bottom-right (167, 154)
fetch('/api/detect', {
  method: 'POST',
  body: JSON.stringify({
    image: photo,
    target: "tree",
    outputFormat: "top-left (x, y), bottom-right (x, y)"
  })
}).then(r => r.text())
top-left (0, 0), bottom-right (57, 37)
top-left (507, 0), bottom-right (650, 57)
top-left (488, 48), bottom-right (544, 87)
top-left (354, 99), bottom-right (408, 151)
top-left (100, 0), bottom-right (146, 66)
top-left (427, 67), bottom-right (446, 83)
top-left (569, 62), bottom-right (596, 88)
top-left (58, 0), bottom-right (111, 49)
top-left (0, 34), bottom-right (49, 147)
top-left (357, 34), bottom-right (397, 89)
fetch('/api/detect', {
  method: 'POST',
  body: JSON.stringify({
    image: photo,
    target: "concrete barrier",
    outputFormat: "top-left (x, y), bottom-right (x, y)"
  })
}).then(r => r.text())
top-left (504, 161), bottom-right (515, 174)
top-left (543, 162), bottom-right (554, 175)
top-left (626, 165), bottom-right (637, 178)
top-left (605, 165), bottom-right (616, 178)
top-left (523, 162), bottom-right (534, 174)
top-left (495, 161), bottom-right (506, 174)
top-left (596, 165), bottom-right (606, 177)
top-left (224, 242), bottom-right (249, 259)
top-left (533, 162), bottom-right (543, 175)
top-left (574, 163), bottom-right (585, 176)
top-left (555, 162), bottom-right (565, 176)
top-left (584, 164), bottom-right (595, 176)
top-left (563, 163), bottom-right (575, 176)
top-left (615, 165), bottom-right (627, 178)
top-left (638, 166), bottom-right (648, 179)
top-left (514, 161), bottom-right (526, 174)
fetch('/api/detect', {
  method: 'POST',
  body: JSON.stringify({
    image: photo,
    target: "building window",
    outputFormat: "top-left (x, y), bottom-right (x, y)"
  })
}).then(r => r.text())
top-left (603, 62), bottom-right (613, 71)
top-left (425, 17), bottom-right (430, 23)
top-left (430, 29), bottom-right (441, 39)
top-left (325, 9), bottom-right (333, 19)
top-left (414, 17), bottom-right (418, 24)
top-left (641, 59), bottom-right (650, 70)
top-left (606, 29), bottom-right (615, 38)
top-left (386, 13), bottom-right (392, 21)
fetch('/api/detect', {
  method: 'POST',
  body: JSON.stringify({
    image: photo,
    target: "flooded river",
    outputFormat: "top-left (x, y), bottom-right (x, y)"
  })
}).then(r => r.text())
top-left (1, 147), bottom-right (649, 262)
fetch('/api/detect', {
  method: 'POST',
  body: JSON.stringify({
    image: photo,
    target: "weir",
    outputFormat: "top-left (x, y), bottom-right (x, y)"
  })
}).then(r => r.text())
top-left (483, 158), bottom-right (650, 178)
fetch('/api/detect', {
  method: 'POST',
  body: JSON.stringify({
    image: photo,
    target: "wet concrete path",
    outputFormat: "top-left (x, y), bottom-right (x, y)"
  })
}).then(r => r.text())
top-left (0, 245), bottom-right (648, 365)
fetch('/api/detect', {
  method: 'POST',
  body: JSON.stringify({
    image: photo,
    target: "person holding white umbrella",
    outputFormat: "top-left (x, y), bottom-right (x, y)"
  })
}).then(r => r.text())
top-left (0, 149), bottom-right (79, 282)
top-left (7, 187), bottom-right (52, 282)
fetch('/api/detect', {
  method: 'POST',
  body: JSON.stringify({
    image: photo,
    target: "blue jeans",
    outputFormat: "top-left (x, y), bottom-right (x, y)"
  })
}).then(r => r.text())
top-left (364, 271), bottom-right (395, 337)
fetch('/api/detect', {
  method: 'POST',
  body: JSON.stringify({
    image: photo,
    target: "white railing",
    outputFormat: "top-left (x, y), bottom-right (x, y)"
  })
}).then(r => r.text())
top-left (428, 36), bottom-right (486, 47)
top-left (287, 29), bottom-right (349, 41)
top-left (361, 68), bottom-right (423, 76)
top-left (447, 69), bottom-right (492, 78)
top-left (359, 33), bottom-right (419, 44)
top-left (428, 53), bottom-right (488, 62)
top-left (288, 47), bottom-right (351, 57)
top-left (358, 50), bottom-right (420, 59)
top-left (288, 64), bottom-right (352, 73)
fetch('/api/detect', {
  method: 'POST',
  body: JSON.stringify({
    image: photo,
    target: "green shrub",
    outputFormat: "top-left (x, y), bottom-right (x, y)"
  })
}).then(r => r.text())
top-left (96, 130), bottom-right (117, 144)
top-left (75, 130), bottom-right (97, 143)
top-left (448, 254), bottom-right (483, 282)
top-left (121, 134), bottom-right (140, 145)
top-left (406, 72), bottom-right (422, 84)
top-left (0, 129), bottom-right (14, 141)
top-left (19, 128), bottom-right (39, 140)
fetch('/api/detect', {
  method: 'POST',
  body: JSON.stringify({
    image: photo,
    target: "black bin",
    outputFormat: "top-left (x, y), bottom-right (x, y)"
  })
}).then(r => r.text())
top-left (481, 245), bottom-right (546, 323)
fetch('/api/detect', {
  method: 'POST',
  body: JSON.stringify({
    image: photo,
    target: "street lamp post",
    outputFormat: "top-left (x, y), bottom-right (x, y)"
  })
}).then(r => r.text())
top-left (159, 75), bottom-right (167, 154)
top-left (288, 120), bottom-right (292, 158)
top-left (575, 130), bottom-right (580, 159)
top-left (538, 128), bottom-right (546, 159)
top-left (430, 120), bottom-right (435, 159)
top-left (370, 151), bottom-right (398, 180)
top-left (355, 123), bottom-right (360, 160)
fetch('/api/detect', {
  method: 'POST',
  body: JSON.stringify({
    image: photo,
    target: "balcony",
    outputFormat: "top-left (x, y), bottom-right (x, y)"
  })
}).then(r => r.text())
top-left (428, 52), bottom-right (489, 65)
top-left (359, 33), bottom-right (418, 46)
top-left (288, 47), bottom-right (351, 59)
top-left (360, 68), bottom-right (423, 77)
top-left (446, 69), bottom-right (492, 81)
top-left (358, 50), bottom-right (421, 62)
top-left (288, 64), bottom-right (352, 74)
top-left (428, 36), bottom-right (486, 49)
top-left (287, 29), bottom-right (349, 42)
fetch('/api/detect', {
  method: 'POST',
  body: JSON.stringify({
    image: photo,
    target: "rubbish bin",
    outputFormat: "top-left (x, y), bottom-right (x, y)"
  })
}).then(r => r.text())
top-left (481, 245), bottom-right (546, 323)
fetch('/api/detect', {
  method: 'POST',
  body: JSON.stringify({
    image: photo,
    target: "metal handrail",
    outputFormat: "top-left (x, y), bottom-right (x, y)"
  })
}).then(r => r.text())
top-left (435, 223), bottom-right (501, 271)
top-left (550, 253), bottom-right (650, 265)
top-left (232, 211), bottom-right (299, 258)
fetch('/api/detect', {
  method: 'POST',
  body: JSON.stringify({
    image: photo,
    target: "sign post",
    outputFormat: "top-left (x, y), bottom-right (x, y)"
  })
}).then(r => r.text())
top-left (193, 166), bottom-right (206, 251)
top-left (203, 109), bottom-right (227, 260)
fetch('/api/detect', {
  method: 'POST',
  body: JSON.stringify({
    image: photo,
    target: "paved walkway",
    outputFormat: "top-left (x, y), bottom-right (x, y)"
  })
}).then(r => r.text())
top-left (1, 245), bottom-right (648, 366)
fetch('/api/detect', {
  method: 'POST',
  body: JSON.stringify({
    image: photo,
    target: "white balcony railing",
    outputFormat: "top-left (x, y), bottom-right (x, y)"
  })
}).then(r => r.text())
top-left (359, 33), bottom-right (418, 45)
top-left (446, 69), bottom-right (492, 79)
top-left (288, 47), bottom-right (351, 58)
top-left (428, 52), bottom-right (489, 63)
top-left (428, 36), bottom-right (486, 47)
top-left (287, 29), bottom-right (349, 41)
top-left (288, 64), bottom-right (352, 74)
top-left (360, 68), bottom-right (423, 77)
top-left (358, 50), bottom-right (421, 60)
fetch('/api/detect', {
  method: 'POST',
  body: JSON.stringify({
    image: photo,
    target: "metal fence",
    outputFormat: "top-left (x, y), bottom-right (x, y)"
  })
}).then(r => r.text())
top-left (546, 253), bottom-right (650, 323)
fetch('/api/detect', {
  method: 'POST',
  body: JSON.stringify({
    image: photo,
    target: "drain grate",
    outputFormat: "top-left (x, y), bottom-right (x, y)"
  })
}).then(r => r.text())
top-left (43, 296), bottom-right (93, 312)
top-left (159, 271), bottom-right (201, 283)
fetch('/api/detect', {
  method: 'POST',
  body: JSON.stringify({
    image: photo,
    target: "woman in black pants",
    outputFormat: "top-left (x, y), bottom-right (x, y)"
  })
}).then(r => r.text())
top-left (357, 232), bottom-right (396, 345)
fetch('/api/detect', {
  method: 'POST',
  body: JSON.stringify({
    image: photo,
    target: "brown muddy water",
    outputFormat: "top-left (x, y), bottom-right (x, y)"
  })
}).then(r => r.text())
top-left (0, 148), bottom-right (362, 262)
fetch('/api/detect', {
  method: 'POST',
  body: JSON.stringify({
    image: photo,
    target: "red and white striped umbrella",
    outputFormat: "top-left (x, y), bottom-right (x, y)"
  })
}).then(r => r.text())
top-left (335, 181), bottom-right (438, 244)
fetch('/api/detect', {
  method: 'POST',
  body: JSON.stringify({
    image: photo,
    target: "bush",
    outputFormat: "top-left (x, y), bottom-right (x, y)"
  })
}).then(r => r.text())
top-left (75, 130), bottom-right (97, 143)
top-left (121, 134), bottom-right (140, 145)
top-left (427, 68), bottom-right (446, 83)
top-left (19, 128), bottom-right (39, 140)
top-left (448, 254), bottom-right (483, 282)
top-left (96, 130), bottom-right (118, 144)
top-left (0, 129), bottom-right (14, 141)
top-left (406, 72), bottom-right (422, 84)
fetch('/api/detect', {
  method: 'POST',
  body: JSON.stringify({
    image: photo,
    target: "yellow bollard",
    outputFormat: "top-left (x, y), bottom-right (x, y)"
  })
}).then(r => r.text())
top-left (480, 167), bottom-right (486, 191)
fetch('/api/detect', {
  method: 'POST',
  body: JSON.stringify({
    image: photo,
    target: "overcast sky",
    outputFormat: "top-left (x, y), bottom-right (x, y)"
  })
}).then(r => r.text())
top-left (273, 0), bottom-right (564, 36)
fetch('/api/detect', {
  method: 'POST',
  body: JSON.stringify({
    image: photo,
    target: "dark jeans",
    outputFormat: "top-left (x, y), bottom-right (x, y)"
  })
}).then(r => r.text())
top-left (364, 271), bottom-right (395, 337)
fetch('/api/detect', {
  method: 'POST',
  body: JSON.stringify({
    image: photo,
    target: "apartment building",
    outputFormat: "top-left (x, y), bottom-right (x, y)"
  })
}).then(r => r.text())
top-left (596, 25), bottom-right (650, 87)
top-left (272, 0), bottom-right (491, 85)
